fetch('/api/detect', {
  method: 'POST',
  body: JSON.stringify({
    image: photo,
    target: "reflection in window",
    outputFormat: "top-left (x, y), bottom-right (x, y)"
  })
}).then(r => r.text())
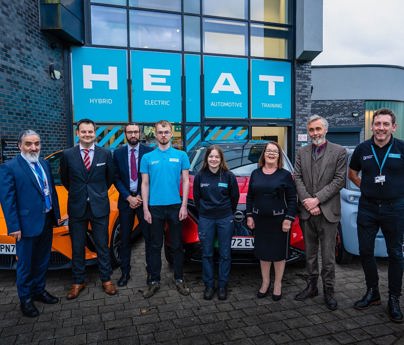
top-left (184, 16), bottom-right (200, 52)
top-left (203, 19), bottom-right (247, 56)
top-left (203, 0), bottom-right (247, 19)
top-left (184, 0), bottom-right (200, 14)
top-left (91, 0), bottom-right (126, 5)
top-left (250, 0), bottom-right (289, 24)
top-left (250, 24), bottom-right (288, 59)
top-left (130, 11), bottom-right (181, 50)
top-left (129, 0), bottom-right (180, 12)
top-left (91, 6), bottom-right (127, 47)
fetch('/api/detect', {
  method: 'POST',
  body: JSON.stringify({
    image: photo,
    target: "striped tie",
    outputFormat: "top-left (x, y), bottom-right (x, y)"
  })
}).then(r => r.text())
top-left (83, 148), bottom-right (91, 171)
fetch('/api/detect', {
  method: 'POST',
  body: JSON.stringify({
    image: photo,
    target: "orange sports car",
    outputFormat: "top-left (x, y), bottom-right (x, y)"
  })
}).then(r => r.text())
top-left (0, 150), bottom-right (140, 270)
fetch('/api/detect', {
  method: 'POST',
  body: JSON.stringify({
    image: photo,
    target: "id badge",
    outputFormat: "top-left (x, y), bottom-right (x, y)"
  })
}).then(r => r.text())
top-left (374, 175), bottom-right (386, 184)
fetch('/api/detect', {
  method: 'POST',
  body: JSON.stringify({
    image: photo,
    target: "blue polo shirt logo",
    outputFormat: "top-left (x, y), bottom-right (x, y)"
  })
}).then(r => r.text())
top-left (169, 158), bottom-right (180, 162)
top-left (218, 182), bottom-right (228, 188)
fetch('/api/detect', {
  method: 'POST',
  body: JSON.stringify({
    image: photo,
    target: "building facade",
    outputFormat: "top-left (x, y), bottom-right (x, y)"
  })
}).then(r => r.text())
top-left (0, 0), bottom-right (323, 162)
top-left (311, 64), bottom-right (404, 146)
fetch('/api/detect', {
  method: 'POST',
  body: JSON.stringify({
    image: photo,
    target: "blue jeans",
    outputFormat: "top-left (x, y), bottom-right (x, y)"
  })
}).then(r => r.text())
top-left (198, 215), bottom-right (234, 288)
top-left (149, 204), bottom-right (183, 282)
top-left (357, 197), bottom-right (404, 296)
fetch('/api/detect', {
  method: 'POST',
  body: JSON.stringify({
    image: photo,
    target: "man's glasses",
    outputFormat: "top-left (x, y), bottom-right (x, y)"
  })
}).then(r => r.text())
top-left (157, 130), bottom-right (171, 136)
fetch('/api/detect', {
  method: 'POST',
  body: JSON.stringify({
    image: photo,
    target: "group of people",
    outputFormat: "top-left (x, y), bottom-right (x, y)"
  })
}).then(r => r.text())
top-left (0, 109), bottom-right (402, 324)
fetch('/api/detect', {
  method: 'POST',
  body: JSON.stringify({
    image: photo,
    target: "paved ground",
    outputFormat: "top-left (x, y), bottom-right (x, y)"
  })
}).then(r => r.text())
top-left (0, 239), bottom-right (403, 345)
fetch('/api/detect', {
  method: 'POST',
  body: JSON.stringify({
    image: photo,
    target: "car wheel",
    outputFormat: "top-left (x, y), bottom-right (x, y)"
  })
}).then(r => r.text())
top-left (164, 243), bottom-right (173, 265)
top-left (335, 224), bottom-right (353, 264)
top-left (110, 222), bottom-right (122, 268)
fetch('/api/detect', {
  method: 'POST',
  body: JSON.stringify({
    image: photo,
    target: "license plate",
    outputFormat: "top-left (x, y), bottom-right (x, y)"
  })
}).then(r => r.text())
top-left (0, 243), bottom-right (16, 255)
top-left (231, 236), bottom-right (254, 249)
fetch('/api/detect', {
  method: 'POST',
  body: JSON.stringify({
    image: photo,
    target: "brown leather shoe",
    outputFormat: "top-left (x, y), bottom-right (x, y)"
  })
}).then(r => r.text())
top-left (102, 280), bottom-right (117, 296)
top-left (66, 284), bottom-right (85, 300)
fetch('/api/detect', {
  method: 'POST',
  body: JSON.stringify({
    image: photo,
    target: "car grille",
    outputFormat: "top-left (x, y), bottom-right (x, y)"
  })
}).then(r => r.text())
top-left (49, 252), bottom-right (71, 267)
top-left (0, 255), bottom-right (17, 269)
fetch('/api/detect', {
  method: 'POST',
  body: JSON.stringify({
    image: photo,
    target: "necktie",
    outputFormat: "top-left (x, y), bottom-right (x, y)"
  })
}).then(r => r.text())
top-left (83, 148), bottom-right (91, 171)
top-left (130, 148), bottom-right (137, 182)
top-left (33, 162), bottom-right (52, 210)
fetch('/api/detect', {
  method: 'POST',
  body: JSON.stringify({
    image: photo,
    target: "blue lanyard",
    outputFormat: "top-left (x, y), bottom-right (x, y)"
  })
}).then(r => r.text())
top-left (371, 143), bottom-right (392, 175)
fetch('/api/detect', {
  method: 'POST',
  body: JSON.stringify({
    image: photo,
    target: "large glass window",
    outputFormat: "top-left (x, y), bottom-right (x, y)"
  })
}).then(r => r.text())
top-left (203, 19), bottom-right (247, 56)
top-left (184, 0), bottom-right (200, 14)
top-left (130, 10), bottom-right (182, 50)
top-left (250, 24), bottom-right (288, 59)
top-left (203, 0), bottom-right (247, 19)
top-left (184, 16), bottom-right (200, 52)
top-left (91, 6), bottom-right (127, 47)
top-left (250, 0), bottom-right (289, 24)
top-left (129, 0), bottom-right (181, 12)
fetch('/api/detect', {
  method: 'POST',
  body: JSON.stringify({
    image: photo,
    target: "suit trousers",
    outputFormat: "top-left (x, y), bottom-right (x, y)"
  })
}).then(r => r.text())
top-left (301, 215), bottom-right (338, 289)
top-left (119, 205), bottom-right (151, 281)
top-left (149, 204), bottom-right (183, 282)
top-left (69, 204), bottom-right (112, 283)
top-left (16, 212), bottom-right (53, 302)
top-left (357, 197), bottom-right (404, 296)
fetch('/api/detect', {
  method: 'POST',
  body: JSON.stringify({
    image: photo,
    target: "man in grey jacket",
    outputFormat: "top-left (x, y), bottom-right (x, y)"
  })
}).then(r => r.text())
top-left (294, 115), bottom-right (346, 310)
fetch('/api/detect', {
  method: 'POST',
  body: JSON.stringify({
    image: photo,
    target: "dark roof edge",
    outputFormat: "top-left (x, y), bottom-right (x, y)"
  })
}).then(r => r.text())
top-left (312, 64), bottom-right (404, 70)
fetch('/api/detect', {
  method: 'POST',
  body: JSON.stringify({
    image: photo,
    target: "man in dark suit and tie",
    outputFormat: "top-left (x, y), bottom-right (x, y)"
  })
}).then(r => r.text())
top-left (0, 130), bottom-right (60, 317)
top-left (294, 115), bottom-right (346, 311)
top-left (113, 123), bottom-right (153, 286)
top-left (60, 118), bottom-right (117, 299)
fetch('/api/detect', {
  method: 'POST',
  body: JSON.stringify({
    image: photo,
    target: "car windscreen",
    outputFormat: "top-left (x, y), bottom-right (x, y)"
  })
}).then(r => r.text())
top-left (189, 143), bottom-right (293, 176)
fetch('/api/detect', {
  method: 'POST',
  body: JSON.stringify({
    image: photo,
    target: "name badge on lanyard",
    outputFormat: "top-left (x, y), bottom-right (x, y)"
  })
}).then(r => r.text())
top-left (371, 143), bottom-right (392, 186)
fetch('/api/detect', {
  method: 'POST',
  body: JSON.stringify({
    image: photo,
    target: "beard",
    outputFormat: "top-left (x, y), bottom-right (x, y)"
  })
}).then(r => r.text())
top-left (127, 136), bottom-right (139, 146)
top-left (22, 151), bottom-right (40, 163)
top-left (311, 135), bottom-right (326, 146)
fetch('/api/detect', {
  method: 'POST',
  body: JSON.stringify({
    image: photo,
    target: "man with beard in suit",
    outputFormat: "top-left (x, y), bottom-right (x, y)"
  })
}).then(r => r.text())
top-left (60, 118), bottom-right (117, 299)
top-left (0, 130), bottom-right (60, 317)
top-left (294, 115), bottom-right (346, 311)
top-left (113, 123), bottom-right (153, 287)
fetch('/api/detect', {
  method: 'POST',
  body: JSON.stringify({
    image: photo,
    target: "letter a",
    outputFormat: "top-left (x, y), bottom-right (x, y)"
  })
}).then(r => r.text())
top-left (211, 73), bottom-right (241, 95)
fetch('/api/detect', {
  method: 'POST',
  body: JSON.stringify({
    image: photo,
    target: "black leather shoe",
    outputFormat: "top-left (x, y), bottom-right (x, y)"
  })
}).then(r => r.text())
top-left (218, 287), bottom-right (227, 300)
top-left (324, 288), bottom-right (338, 311)
top-left (33, 290), bottom-right (59, 304)
top-left (354, 288), bottom-right (381, 310)
top-left (272, 293), bottom-right (282, 301)
top-left (295, 280), bottom-right (318, 301)
top-left (20, 299), bottom-right (39, 318)
top-left (388, 295), bottom-right (403, 323)
top-left (118, 273), bottom-right (131, 287)
top-left (203, 287), bottom-right (215, 300)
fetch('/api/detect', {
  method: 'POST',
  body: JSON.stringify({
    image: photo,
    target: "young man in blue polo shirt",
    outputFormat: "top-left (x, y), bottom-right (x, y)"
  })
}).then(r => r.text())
top-left (140, 120), bottom-right (190, 298)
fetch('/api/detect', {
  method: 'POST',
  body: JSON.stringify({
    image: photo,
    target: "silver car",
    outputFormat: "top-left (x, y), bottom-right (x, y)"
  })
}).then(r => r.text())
top-left (336, 149), bottom-right (389, 264)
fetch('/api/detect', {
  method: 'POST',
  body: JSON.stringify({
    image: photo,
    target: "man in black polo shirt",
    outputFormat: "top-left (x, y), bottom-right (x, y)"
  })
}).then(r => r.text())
top-left (349, 108), bottom-right (404, 323)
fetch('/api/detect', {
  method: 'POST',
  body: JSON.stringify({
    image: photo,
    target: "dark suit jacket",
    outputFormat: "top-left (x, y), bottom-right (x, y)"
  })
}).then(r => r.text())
top-left (0, 155), bottom-right (60, 237)
top-left (113, 143), bottom-right (153, 210)
top-left (294, 141), bottom-right (346, 223)
top-left (60, 145), bottom-right (114, 219)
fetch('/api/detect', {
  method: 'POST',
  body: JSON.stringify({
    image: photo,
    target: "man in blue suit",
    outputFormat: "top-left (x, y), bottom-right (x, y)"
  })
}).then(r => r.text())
top-left (113, 123), bottom-right (153, 286)
top-left (0, 130), bottom-right (60, 317)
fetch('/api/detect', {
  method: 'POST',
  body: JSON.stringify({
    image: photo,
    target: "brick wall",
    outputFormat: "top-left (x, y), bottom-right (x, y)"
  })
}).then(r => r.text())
top-left (312, 99), bottom-right (366, 141)
top-left (0, 0), bottom-right (68, 162)
top-left (295, 62), bottom-right (312, 151)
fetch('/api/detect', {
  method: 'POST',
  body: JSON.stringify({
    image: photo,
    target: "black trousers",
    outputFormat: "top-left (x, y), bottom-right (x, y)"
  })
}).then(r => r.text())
top-left (357, 197), bottom-right (404, 296)
top-left (118, 205), bottom-right (151, 281)
top-left (149, 204), bottom-right (183, 282)
top-left (69, 204), bottom-right (112, 283)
